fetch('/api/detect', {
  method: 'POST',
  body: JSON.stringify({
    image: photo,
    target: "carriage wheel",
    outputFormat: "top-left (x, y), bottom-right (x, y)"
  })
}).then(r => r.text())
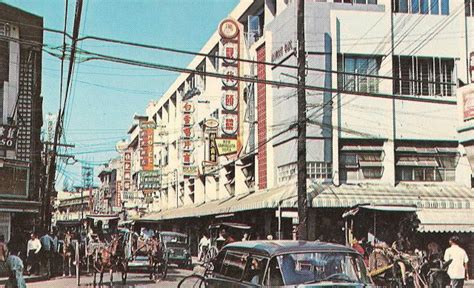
top-left (178, 275), bottom-right (208, 288)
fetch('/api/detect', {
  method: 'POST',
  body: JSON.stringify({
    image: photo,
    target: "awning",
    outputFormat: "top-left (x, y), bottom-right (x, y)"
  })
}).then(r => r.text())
top-left (341, 145), bottom-right (383, 152)
top-left (342, 204), bottom-right (417, 218)
top-left (417, 208), bottom-right (474, 233)
top-left (359, 161), bottom-right (383, 167)
top-left (86, 214), bottom-right (120, 221)
top-left (312, 183), bottom-right (473, 209)
top-left (396, 159), bottom-right (438, 167)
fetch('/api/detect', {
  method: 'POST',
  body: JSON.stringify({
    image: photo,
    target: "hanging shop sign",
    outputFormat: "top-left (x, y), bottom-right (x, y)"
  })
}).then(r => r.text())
top-left (215, 138), bottom-right (238, 156)
top-left (204, 118), bottom-right (219, 130)
top-left (182, 165), bottom-right (199, 177)
top-left (139, 121), bottom-right (154, 171)
top-left (221, 66), bottom-right (238, 87)
top-left (218, 17), bottom-right (241, 155)
top-left (182, 102), bottom-right (195, 113)
top-left (209, 133), bottom-right (218, 162)
top-left (182, 151), bottom-right (194, 165)
top-left (123, 151), bottom-right (131, 191)
top-left (470, 52), bottom-right (474, 83)
top-left (182, 139), bottom-right (195, 152)
top-left (221, 90), bottom-right (239, 111)
top-left (221, 113), bottom-right (239, 136)
top-left (0, 125), bottom-right (17, 149)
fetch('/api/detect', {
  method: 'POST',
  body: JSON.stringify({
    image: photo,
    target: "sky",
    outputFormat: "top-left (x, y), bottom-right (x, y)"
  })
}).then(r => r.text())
top-left (2, 0), bottom-right (239, 189)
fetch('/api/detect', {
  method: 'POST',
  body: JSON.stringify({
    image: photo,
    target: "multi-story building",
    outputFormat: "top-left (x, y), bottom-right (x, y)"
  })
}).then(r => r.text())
top-left (0, 3), bottom-right (43, 241)
top-left (113, 0), bottom-right (474, 273)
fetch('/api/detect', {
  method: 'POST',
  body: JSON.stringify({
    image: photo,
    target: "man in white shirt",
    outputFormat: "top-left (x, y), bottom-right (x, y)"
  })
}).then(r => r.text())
top-left (26, 233), bottom-right (41, 275)
top-left (444, 236), bottom-right (469, 288)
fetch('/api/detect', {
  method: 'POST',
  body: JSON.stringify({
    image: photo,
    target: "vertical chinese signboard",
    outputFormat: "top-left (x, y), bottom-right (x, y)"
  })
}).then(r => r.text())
top-left (139, 121), bottom-right (155, 171)
top-left (182, 101), bottom-right (195, 174)
top-left (218, 18), bottom-right (241, 156)
top-left (123, 151), bottom-right (131, 199)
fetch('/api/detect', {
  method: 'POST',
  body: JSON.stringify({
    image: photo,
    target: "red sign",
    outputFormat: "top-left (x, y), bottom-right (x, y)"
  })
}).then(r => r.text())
top-left (470, 52), bottom-right (474, 83)
top-left (464, 91), bottom-right (474, 121)
top-left (123, 151), bottom-right (131, 192)
top-left (219, 18), bottom-right (241, 154)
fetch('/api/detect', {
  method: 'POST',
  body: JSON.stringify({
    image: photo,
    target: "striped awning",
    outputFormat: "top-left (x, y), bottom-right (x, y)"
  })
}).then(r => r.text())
top-left (417, 208), bottom-right (474, 233)
top-left (139, 183), bottom-right (473, 221)
top-left (311, 183), bottom-right (473, 209)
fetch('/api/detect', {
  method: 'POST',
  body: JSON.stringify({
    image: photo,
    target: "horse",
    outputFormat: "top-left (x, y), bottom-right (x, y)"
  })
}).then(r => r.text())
top-left (147, 236), bottom-right (166, 280)
top-left (92, 234), bottom-right (121, 286)
top-left (61, 232), bottom-right (75, 277)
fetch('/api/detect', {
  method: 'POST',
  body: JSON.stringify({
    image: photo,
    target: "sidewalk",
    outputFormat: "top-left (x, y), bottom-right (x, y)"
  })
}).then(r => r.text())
top-left (0, 274), bottom-right (49, 285)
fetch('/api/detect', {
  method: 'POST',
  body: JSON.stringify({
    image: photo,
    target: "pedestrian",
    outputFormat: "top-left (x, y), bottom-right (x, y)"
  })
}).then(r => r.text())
top-left (51, 228), bottom-right (60, 277)
top-left (242, 232), bottom-right (249, 242)
top-left (40, 230), bottom-right (54, 277)
top-left (266, 234), bottom-right (273, 240)
top-left (26, 232), bottom-right (41, 275)
top-left (0, 234), bottom-right (9, 262)
top-left (198, 233), bottom-right (210, 261)
top-left (444, 236), bottom-right (469, 288)
top-left (5, 244), bottom-right (26, 288)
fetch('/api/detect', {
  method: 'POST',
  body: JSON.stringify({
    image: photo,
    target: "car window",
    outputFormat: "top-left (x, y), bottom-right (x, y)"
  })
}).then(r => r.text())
top-left (213, 250), bottom-right (226, 274)
top-left (264, 257), bottom-right (284, 286)
top-left (242, 256), bottom-right (268, 285)
top-left (220, 251), bottom-right (247, 280)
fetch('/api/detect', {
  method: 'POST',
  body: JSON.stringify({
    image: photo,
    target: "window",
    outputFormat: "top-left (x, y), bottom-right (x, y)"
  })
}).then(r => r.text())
top-left (277, 162), bottom-right (332, 184)
top-left (339, 142), bottom-right (385, 182)
top-left (393, 56), bottom-right (454, 97)
top-left (393, 0), bottom-right (449, 13)
top-left (338, 55), bottom-right (381, 93)
top-left (395, 144), bottom-right (457, 182)
top-left (242, 256), bottom-right (268, 285)
top-left (196, 60), bottom-right (206, 90)
top-left (221, 251), bottom-right (247, 280)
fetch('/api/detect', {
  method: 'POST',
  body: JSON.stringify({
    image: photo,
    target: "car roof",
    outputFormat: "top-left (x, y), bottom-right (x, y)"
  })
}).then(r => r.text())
top-left (159, 231), bottom-right (187, 237)
top-left (222, 240), bottom-right (358, 257)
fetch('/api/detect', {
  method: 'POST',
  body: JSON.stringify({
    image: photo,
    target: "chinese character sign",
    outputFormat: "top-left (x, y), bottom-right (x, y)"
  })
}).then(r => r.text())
top-left (123, 151), bottom-right (131, 192)
top-left (0, 125), bottom-right (17, 149)
top-left (219, 18), bottom-right (241, 144)
top-left (139, 121), bottom-right (155, 171)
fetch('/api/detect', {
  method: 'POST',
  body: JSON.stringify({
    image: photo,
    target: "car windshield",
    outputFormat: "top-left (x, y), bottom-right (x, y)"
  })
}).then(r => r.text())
top-left (161, 234), bottom-right (187, 244)
top-left (275, 252), bottom-right (371, 285)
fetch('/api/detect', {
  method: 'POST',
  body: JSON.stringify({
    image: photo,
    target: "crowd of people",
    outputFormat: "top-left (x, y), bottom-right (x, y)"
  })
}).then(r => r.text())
top-left (0, 228), bottom-right (81, 288)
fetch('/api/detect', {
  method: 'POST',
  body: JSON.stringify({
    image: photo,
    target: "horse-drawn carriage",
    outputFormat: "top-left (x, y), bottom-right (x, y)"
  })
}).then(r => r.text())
top-left (83, 215), bottom-right (167, 285)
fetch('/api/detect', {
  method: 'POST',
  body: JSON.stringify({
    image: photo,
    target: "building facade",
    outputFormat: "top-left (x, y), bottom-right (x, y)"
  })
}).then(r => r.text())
top-left (110, 0), bottom-right (474, 274)
top-left (0, 3), bottom-right (43, 241)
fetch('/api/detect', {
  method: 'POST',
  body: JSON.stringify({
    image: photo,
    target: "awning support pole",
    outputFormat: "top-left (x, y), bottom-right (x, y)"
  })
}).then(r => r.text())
top-left (278, 201), bottom-right (282, 240)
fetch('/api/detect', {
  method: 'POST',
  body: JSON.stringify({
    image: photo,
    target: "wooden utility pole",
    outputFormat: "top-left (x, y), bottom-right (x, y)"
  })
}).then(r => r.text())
top-left (297, 0), bottom-right (308, 240)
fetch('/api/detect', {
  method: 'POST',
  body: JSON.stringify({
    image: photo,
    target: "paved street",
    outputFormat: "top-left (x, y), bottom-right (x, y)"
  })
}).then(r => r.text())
top-left (27, 267), bottom-right (193, 288)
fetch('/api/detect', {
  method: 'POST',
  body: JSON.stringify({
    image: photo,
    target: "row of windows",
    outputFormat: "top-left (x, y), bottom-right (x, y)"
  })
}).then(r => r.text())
top-left (277, 162), bottom-right (332, 184)
top-left (338, 55), bottom-right (455, 97)
top-left (393, 0), bottom-right (449, 14)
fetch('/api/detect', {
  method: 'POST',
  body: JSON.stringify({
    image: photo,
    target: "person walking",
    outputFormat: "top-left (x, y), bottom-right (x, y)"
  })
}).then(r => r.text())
top-left (5, 245), bottom-right (26, 288)
top-left (26, 232), bottom-right (41, 275)
top-left (444, 236), bottom-right (469, 288)
top-left (40, 230), bottom-right (54, 277)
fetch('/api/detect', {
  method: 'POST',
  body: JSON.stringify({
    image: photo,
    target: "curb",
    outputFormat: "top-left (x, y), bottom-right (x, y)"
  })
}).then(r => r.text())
top-left (0, 274), bottom-right (50, 285)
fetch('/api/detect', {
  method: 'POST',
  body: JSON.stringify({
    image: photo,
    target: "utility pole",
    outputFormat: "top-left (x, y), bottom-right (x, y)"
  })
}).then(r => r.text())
top-left (297, 0), bottom-right (308, 240)
top-left (44, 0), bottom-right (84, 232)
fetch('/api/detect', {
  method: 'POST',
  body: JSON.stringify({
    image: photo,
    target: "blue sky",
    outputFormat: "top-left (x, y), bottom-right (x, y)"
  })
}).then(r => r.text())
top-left (2, 0), bottom-right (238, 188)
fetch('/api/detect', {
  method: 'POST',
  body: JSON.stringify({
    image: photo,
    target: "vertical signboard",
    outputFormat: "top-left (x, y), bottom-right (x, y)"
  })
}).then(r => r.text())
top-left (218, 18), bottom-right (241, 156)
top-left (470, 52), bottom-right (474, 83)
top-left (123, 151), bottom-right (131, 196)
top-left (182, 101), bottom-right (195, 167)
top-left (139, 121), bottom-right (155, 171)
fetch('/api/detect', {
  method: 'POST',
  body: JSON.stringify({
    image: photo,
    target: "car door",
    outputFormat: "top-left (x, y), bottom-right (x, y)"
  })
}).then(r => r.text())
top-left (207, 249), bottom-right (252, 288)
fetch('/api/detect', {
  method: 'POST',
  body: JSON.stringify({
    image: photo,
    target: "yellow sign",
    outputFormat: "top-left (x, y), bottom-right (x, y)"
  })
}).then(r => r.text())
top-left (182, 165), bottom-right (199, 176)
top-left (215, 138), bottom-right (238, 156)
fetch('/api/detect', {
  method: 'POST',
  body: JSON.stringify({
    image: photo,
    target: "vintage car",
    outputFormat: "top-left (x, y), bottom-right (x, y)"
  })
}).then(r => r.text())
top-left (159, 231), bottom-right (192, 269)
top-left (207, 240), bottom-right (374, 287)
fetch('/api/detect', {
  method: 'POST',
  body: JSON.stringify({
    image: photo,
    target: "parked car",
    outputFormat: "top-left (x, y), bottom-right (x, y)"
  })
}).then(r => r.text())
top-left (159, 231), bottom-right (192, 269)
top-left (207, 240), bottom-right (374, 287)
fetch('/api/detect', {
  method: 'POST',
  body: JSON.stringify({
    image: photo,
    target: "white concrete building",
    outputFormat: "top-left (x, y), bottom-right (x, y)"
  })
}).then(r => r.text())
top-left (114, 0), bottom-right (474, 273)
